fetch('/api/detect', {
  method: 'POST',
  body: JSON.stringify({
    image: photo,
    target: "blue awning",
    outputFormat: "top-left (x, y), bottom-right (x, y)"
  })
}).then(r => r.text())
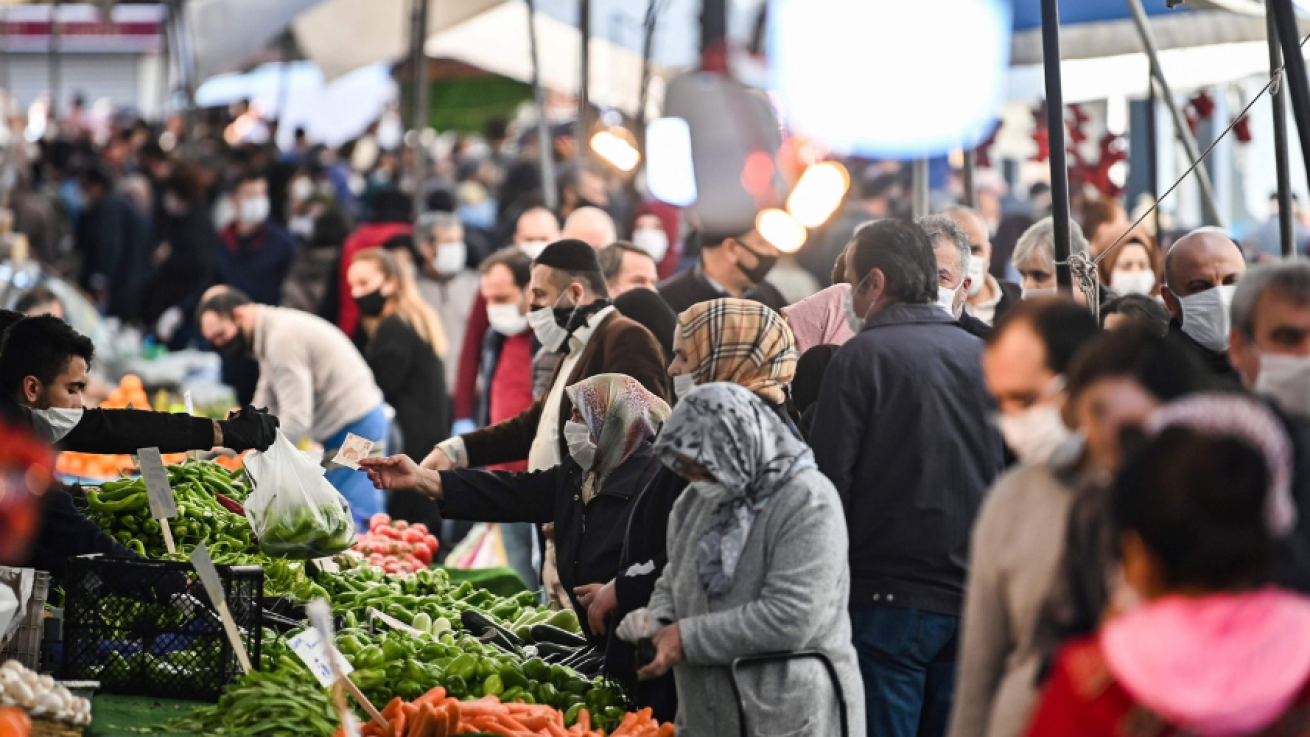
top-left (1011, 0), bottom-right (1189, 32)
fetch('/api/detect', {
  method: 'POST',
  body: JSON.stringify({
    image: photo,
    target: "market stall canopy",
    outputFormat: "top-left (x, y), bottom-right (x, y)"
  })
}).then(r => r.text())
top-left (185, 0), bottom-right (322, 83)
top-left (195, 61), bottom-right (396, 148)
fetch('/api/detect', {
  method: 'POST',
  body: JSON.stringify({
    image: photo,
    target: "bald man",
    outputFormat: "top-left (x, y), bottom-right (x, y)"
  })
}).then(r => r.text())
top-left (1160, 228), bottom-right (1247, 384)
top-left (562, 206), bottom-right (618, 250)
top-left (515, 206), bottom-right (563, 260)
top-left (944, 206), bottom-right (1021, 326)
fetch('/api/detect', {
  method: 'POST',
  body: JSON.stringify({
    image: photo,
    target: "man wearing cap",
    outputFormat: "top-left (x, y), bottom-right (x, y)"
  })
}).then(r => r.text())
top-left (423, 239), bottom-right (670, 472)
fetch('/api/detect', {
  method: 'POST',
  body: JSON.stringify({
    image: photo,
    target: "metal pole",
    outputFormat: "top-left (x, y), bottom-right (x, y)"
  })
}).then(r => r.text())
top-left (636, 0), bottom-right (658, 140)
top-left (526, 0), bottom-right (558, 210)
top-left (409, 0), bottom-right (430, 214)
top-left (962, 149), bottom-right (977, 207)
top-left (1041, 0), bottom-right (1073, 293)
top-left (1269, 0), bottom-right (1310, 207)
top-left (701, 0), bottom-right (727, 72)
top-left (576, 0), bottom-right (590, 161)
top-left (1147, 76), bottom-right (1162, 243)
top-left (275, 33), bottom-right (294, 142)
top-left (1268, 0), bottom-right (1297, 257)
top-left (50, 0), bottom-right (61, 125)
top-left (1125, 0), bottom-right (1224, 228)
top-left (912, 159), bottom-right (930, 219)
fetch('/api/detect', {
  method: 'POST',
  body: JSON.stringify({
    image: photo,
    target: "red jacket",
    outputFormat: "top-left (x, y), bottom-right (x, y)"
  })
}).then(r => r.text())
top-left (337, 222), bottom-right (412, 335)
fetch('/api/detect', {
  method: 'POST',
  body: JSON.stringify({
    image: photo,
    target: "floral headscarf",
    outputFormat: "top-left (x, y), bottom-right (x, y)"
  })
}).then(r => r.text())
top-left (678, 299), bottom-right (798, 404)
top-left (1146, 394), bottom-right (1296, 536)
top-left (565, 374), bottom-right (671, 491)
top-left (654, 382), bottom-right (817, 597)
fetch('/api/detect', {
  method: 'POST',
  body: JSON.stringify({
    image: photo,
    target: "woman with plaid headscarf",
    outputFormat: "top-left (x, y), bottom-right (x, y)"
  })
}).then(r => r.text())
top-left (668, 298), bottom-right (801, 432)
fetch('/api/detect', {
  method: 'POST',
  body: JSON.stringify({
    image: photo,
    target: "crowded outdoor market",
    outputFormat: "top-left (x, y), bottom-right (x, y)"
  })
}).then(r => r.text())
top-left (0, 0), bottom-right (1309, 735)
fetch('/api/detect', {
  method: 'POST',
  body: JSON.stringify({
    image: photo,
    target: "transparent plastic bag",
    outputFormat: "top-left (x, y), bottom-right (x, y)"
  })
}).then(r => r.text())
top-left (243, 431), bottom-right (356, 559)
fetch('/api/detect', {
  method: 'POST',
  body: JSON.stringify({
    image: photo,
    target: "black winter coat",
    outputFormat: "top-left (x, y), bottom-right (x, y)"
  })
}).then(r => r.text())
top-left (440, 442), bottom-right (664, 640)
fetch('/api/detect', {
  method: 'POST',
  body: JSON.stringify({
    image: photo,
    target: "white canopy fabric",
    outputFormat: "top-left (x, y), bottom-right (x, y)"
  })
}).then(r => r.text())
top-left (185, 0), bottom-right (322, 83)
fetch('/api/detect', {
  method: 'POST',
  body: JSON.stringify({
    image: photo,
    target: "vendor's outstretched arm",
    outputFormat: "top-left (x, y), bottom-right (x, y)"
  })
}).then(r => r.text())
top-left (59, 406), bottom-right (278, 455)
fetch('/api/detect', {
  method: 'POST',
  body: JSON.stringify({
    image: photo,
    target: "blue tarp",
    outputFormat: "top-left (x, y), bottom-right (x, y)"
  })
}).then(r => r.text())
top-left (1011, 0), bottom-right (1189, 32)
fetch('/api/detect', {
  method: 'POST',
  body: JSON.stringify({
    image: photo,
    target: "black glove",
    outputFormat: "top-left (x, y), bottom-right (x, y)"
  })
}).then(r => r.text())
top-left (219, 405), bottom-right (279, 452)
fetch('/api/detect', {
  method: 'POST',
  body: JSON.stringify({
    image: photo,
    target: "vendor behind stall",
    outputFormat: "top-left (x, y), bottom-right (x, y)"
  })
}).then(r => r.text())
top-left (0, 312), bottom-right (279, 573)
top-left (362, 373), bottom-right (670, 640)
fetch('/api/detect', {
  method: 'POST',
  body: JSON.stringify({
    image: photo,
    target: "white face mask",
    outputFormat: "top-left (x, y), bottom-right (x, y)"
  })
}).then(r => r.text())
top-left (967, 258), bottom-right (987, 296)
top-left (997, 401), bottom-right (1072, 467)
top-left (672, 373), bottom-right (697, 400)
top-left (1178, 284), bottom-right (1237, 353)
top-left (487, 303), bottom-right (529, 336)
top-left (526, 292), bottom-right (574, 352)
top-left (1022, 286), bottom-right (1057, 300)
top-left (30, 405), bottom-right (84, 443)
top-left (1111, 270), bottom-right (1156, 296)
top-left (632, 229), bottom-right (670, 263)
top-left (843, 274), bottom-right (875, 333)
top-left (564, 420), bottom-right (597, 471)
top-left (433, 242), bottom-right (467, 276)
top-left (691, 480), bottom-right (731, 503)
top-left (163, 193), bottom-right (188, 218)
top-left (238, 195), bottom-right (270, 226)
top-left (288, 215), bottom-right (314, 238)
top-left (936, 283), bottom-right (962, 318)
top-left (290, 177), bottom-right (314, 202)
top-left (1255, 351), bottom-right (1310, 417)
top-left (519, 240), bottom-right (550, 260)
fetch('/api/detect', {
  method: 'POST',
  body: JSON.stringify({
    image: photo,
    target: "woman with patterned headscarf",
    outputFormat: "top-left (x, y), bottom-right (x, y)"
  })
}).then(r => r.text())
top-left (360, 373), bottom-right (670, 640)
top-left (668, 298), bottom-right (800, 430)
top-left (613, 383), bottom-right (865, 737)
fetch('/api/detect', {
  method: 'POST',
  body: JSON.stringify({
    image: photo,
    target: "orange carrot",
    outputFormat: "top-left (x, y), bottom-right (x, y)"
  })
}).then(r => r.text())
top-left (416, 686), bottom-right (448, 706)
top-left (576, 709), bottom-right (590, 732)
top-left (653, 723), bottom-right (675, 737)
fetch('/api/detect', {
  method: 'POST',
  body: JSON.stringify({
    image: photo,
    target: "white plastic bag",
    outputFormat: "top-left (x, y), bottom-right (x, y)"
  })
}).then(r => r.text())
top-left (243, 431), bottom-right (356, 559)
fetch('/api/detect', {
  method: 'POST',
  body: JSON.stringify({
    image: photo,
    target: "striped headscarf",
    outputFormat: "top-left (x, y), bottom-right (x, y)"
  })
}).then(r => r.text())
top-left (677, 298), bottom-right (799, 405)
top-left (565, 374), bottom-right (671, 492)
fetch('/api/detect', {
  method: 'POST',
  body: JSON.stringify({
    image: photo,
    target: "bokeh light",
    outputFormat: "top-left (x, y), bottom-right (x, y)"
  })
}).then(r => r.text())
top-left (756, 208), bottom-right (807, 254)
top-left (787, 162), bottom-right (850, 227)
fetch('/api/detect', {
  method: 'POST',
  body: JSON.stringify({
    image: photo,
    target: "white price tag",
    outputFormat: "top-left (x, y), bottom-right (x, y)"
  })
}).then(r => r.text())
top-left (184, 391), bottom-right (195, 416)
top-left (367, 608), bottom-right (427, 639)
top-left (138, 448), bottom-right (177, 520)
top-left (290, 626), bottom-right (353, 688)
top-left (189, 543), bottom-right (253, 674)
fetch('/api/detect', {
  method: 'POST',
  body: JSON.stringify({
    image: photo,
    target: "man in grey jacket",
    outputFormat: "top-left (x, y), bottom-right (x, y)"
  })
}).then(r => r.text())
top-left (811, 219), bottom-right (1005, 737)
top-left (198, 286), bottom-right (387, 527)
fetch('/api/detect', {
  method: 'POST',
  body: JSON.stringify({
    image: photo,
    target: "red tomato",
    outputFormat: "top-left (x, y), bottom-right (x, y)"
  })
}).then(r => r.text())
top-left (369, 513), bottom-right (391, 529)
top-left (377, 527), bottom-right (402, 540)
top-left (393, 520), bottom-right (409, 531)
top-left (412, 546), bottom-right (433, 565)
top-left (402, 529), bottom-right (425, 545)
top-left (424, 535), bottom-right (440, 552)
top-left (411, 523), bottom-right (429, 535)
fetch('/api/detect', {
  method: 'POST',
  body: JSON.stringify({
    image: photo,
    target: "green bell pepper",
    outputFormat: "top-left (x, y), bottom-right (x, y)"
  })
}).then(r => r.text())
top-left (481, 675), bottom-right (504, 698)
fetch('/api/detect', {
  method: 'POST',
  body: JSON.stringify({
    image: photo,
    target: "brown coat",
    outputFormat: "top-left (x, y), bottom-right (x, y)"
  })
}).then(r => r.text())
top-left (462, 311), bottom-right (671, 468)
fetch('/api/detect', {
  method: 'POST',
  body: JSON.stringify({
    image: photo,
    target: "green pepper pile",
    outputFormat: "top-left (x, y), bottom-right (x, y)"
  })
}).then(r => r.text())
top-left (255, 501), bottom-right (356, 559)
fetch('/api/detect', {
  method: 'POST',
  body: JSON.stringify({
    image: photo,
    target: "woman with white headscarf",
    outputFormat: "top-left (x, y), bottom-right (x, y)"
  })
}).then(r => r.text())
top-left (362, 373), bottom-right (670, 640)
top-left (618, 383), bottom-right (865, 737)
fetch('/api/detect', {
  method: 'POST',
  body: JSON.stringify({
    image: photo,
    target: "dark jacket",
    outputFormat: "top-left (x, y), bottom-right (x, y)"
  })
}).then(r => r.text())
top-left (24, 485), bottom-right (138, 574)
top-left (993, 279), bottom-right (1022, 325)
top-left (215, 222), bottom-right (299, 306)
top-left (460, 310), bottom-right (672, 468)
top-left (355, 315), bottom-right (451, 457)
top-left (958, 311), bottom-right (994, 340)
top-left (75, 192), bottom-right (152, 321)
top-left (144, 206), bottom-right (218, 329)
top-left (810, 303), bottom-right (1005, 615)
top-left (61, 409), bottom-right (217, 455)
top-left (440, 443), bottom-right (665, 640)
top-left (657, 262), bottom-right (788, 315)
top-left (1167, 320), bottom-right (1243, 390)
top-left (605, 465), bottom-right (688, 722)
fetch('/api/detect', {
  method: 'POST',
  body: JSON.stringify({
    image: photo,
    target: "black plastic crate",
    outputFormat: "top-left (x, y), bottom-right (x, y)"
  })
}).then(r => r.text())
top-left (57, 555), bottom-right (263, 701)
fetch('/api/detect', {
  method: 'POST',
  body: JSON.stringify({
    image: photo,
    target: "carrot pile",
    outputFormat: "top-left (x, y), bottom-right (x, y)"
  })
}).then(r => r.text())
top-left (343, 688), bottom-right (673, 737)
top-left (56, 449), bottom-right (188, 479)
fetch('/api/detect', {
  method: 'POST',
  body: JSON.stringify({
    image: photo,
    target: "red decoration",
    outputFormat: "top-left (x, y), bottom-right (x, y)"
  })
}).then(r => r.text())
top-left (1190, 91), bottom-right (1215, 118)
top-left (1233, 114), bottom-right (1253, 144)
top-left (1029, 103), bottom-right (1126, 199)
top-left (974, 122), bottom-right (1001, 169)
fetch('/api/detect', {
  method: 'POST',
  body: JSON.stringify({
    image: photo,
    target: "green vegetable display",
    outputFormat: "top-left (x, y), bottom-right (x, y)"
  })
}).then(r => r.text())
top-left (256, 502), bottom-right (356, 559)
top-left (164, 670), bottom-right (338, 736)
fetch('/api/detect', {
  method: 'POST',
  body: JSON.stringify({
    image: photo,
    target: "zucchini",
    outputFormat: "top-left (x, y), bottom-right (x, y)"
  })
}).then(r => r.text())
top-left (530, 624), bottom-right (588, 649)
top-left (532, 642), bottom-right (579, 664)
top-left (462, 609), bottom-right (524, 649)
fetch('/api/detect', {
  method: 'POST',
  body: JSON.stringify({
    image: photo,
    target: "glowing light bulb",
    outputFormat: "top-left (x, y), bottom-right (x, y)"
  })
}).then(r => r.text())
top-left (786, 162), bottom-right (850, 227)
top-left (756, 208), bottom-right (807, 254)
top-left (590, 129), bottom-right (640, 172)
top-left (645, 117), bottom-right (697, 207)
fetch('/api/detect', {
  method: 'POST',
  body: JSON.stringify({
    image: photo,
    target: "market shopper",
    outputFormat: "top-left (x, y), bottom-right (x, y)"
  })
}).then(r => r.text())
top-left (562, 206), bottom-right (618, 250)
top-left (947, 299), bottom-right (1104, 737)
top-left (1097, 233), bottom-right (1162, 298)
top-left (142, 162), bottom-right (219, 347)
top-left (657, 226), bottom-right (788, 314)
top-left (338, 188), bottom-right (413, 335)
top-left (1229, 260), bottom-right (1310, 418)
top-left (921, 214), bottom-right (991, 339)
top-left (598, 242), bottom-right (660, 297)
top-left (1100, 293), bottom-right (1170, 335)
top-left (1012, 218), bottom-right (1097, 303)
top-left (620, 382), bottom-right (865, 737)
top-left (198, 286), bottom-right (388, 526)
top-left (215, 171), bottom-right (299, 307)
top-left (1024, 414), bottom-right (1310, 737)
top-left (413, 211), bottom-right (480, 391)
top-left (347, 248), bottom-right (450, 532)
top-left (361, 373), bottom-right (670, 638)
top-left (780, 284), bottom-right (856, 354)
top-left (74, 164), bottom-right (151, 322)
top-left (810, 218), bottom-right (1004, 737)
top-left (943, 206), bottom-right (1020, 327)
top-left (1159, 227), bottom-right (1247, 385)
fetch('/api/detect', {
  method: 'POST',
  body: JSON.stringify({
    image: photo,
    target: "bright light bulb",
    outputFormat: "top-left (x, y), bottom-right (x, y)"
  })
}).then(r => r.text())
top-left (786, 162), bottom-right (850, 227)
top-left (645, 117), bottom-right (698, 207)
top-left (756, 208), bottom-right (807, 254)
top-left (590, 130), bottom-right (641, 172)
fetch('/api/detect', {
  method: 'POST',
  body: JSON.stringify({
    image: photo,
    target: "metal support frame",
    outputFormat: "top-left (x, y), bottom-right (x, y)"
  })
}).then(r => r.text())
top-left (576, 0), bottom-right (591, 161)
top-left (408, 0), bottom-right (430, 215)
top-left (912, 159), bottom-right (930, 219)
top-left (1268, 0), bottom-right (1295, 258)
top-left (701, 0), bottom-right (727, 71)
top-left (49, 0), bottom-right (61, 120)
top-left (526, 0), bottom-right (558, 210)
top-left (1126, 0), bottom-right (1225, 227)
top-left (962, 149), bottom-right (978, 208)
top-left (1268, 0), bottom-right (1310, 231)
top-left (1041, 0), bottom-right (1073, 294)
top-left (1147, 76), bottom-right (1162, 241)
